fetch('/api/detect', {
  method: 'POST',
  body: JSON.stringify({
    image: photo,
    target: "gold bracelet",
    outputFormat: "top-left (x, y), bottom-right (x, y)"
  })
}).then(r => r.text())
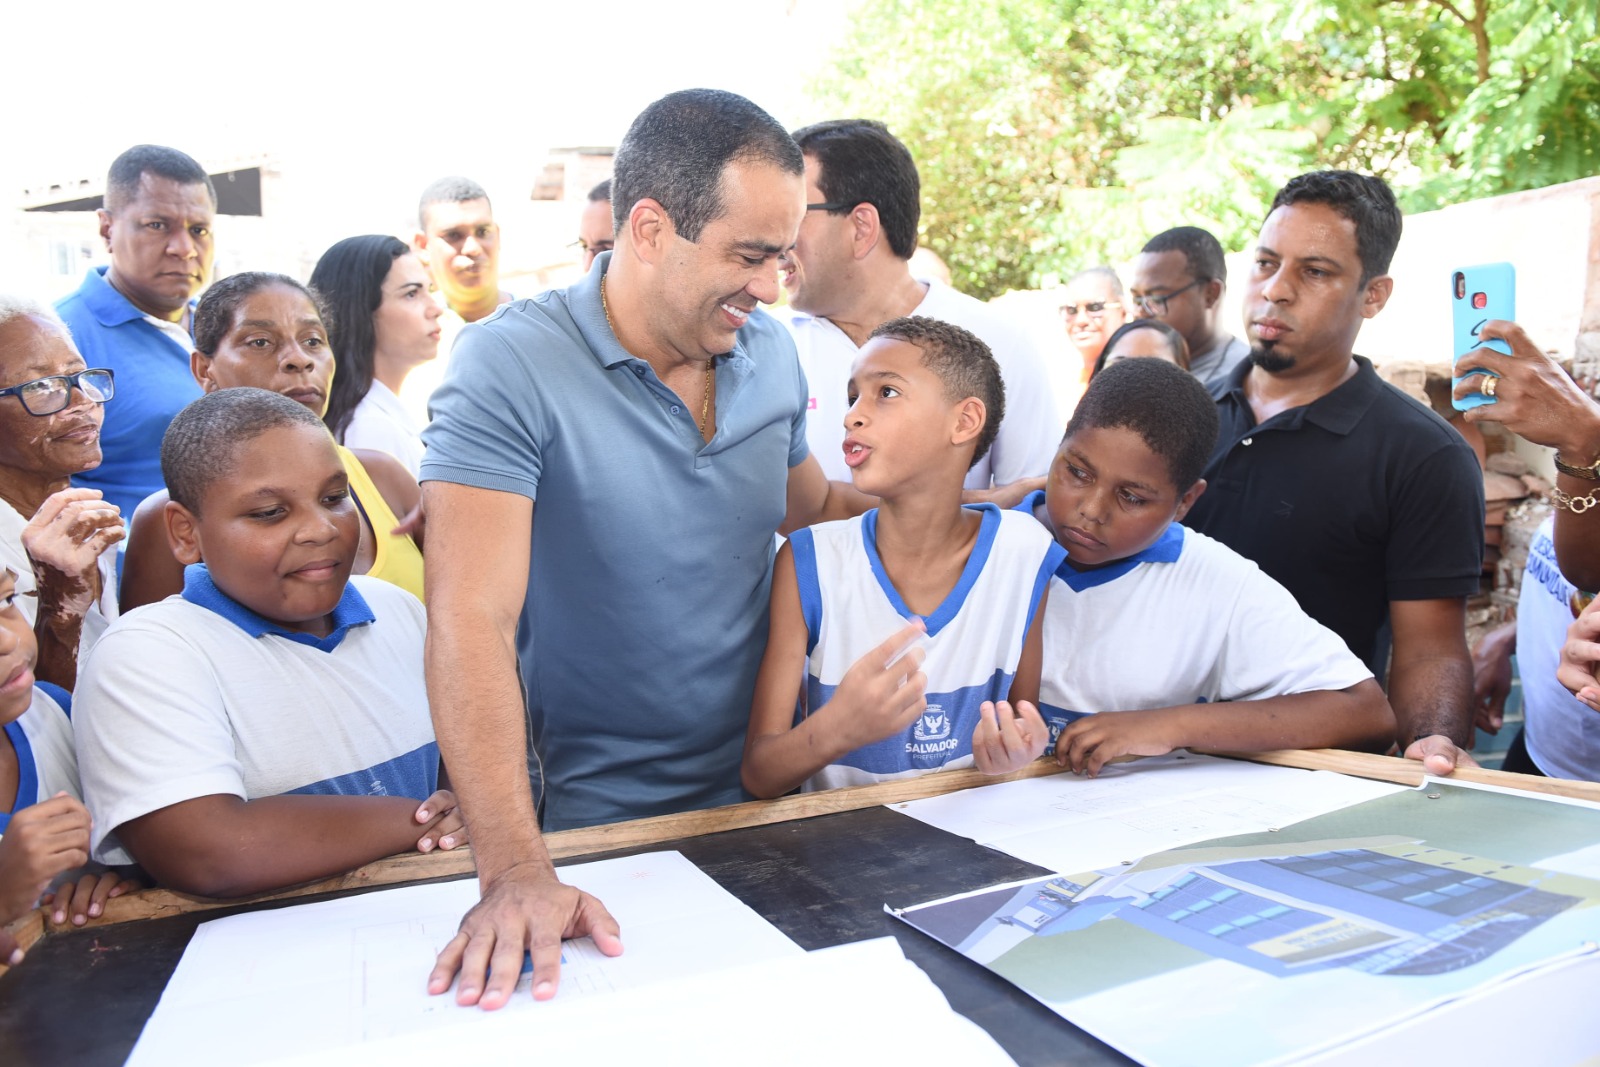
top-left (1552, 485), bottom-right (1600, 513)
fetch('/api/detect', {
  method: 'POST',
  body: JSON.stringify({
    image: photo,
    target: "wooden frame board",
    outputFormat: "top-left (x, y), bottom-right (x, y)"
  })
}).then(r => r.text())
top-left (6, 747), bottom-right (1596, 970)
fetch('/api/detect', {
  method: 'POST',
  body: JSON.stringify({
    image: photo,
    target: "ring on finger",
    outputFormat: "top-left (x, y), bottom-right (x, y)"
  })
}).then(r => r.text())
top-left (1480, 375), bottom-right (1498, 398)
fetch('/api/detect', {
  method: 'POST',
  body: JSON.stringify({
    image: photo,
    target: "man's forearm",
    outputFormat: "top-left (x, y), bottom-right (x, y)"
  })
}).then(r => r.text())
top-left (1389, 653), bottom-right (1474, 749)
top-left (425, 608), bottom-right (552, 886)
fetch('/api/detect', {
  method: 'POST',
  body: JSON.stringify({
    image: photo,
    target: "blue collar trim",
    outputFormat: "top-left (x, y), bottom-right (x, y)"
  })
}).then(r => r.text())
top-left (1054, 522), bottom-right (1186, 592)
top-left (862, 503), bottom-right (1001, 637)
top-left (180, 564), bottom-right (375, 652)
top-left (82, 266), bottom-right (145, 327)
top-left (1014, 488), bottom-right (1047, 516)
top-left (1, 717), bottom-right (38, 827)
top-left (82, 265), bottom-right (197, 332)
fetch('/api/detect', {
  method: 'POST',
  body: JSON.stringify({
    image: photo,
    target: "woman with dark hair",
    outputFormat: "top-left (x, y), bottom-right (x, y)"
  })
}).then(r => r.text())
top-left (1091, 318), bottom-right (1191, 378)
top-left (119, 272), bottom-right (424, 610)
top-left (311, 236), bottom-right (441, 478)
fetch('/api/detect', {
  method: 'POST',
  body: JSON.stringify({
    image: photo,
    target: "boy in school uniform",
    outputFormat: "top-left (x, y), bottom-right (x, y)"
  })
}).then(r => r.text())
top-left (0, 567), bottom-right (137, 966)
top-left (74, 389), bottom-right (465, 898)
top-left (989, 357), bottom-right (1393, 777)
top-left (742, 317), bottom-right (1066, 797)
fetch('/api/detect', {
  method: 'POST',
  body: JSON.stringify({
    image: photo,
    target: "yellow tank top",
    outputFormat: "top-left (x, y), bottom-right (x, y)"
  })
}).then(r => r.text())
top-left (337, 445), bottom-right (426, 602)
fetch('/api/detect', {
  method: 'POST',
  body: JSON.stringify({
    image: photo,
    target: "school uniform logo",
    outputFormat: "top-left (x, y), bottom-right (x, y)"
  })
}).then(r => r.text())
top-left (914, 707), bottom-right (951, 742)
top-left (907, 705), bottom-right (959, 766)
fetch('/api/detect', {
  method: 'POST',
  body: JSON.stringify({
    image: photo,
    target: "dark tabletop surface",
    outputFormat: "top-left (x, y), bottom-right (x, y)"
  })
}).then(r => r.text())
top-left (0, 805), bottom-right (1135, 1066)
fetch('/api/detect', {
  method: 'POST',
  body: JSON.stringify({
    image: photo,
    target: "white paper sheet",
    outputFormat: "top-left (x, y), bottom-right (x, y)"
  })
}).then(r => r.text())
top-left (256, 937), bottom-right (1018, 1067)
top-left (128, 851), bottom-right (804, 1066)
top-left (894, 752), bottom-right (1406, 874)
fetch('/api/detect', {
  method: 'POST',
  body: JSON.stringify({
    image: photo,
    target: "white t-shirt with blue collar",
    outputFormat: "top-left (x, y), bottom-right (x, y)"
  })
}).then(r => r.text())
top-left (2, 683), bottom-right (80, 833)
top-left (1016, 491), bottom-right (1372, 743)
top-left (75, 565), bottom-right (437, 865)
top-left (790, 504), bottom-right (1064, 790)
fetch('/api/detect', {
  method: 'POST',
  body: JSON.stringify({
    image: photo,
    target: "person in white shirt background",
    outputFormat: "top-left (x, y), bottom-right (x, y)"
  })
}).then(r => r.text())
top-left (780, 118), bottom-right (1060, 507)
top-left (310, 235), bottom-right (442, 478)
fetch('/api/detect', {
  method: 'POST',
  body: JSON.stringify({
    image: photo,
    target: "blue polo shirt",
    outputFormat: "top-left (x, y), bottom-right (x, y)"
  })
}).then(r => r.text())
top-left (55, 266), bottom-right (203, 519)
top-left (422, 253), bottom-right (810, 830)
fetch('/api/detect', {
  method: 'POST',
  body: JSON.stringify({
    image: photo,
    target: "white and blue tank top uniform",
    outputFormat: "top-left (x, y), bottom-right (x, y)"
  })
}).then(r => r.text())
top-left (788, 503), bottom-right (1064, 790)
top-left (1015, 490), bottom-right (1371, 747)
top-left (1, 682), bottom-right (81, 833)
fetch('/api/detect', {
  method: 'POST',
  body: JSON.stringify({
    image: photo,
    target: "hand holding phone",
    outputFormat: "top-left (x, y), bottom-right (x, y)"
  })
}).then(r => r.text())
top-left (1451, 262), bottom-right (1516, 411)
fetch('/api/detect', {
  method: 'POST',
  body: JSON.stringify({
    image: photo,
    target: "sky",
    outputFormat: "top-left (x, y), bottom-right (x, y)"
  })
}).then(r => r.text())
top-left (2, 0), bottom-right (852, 217)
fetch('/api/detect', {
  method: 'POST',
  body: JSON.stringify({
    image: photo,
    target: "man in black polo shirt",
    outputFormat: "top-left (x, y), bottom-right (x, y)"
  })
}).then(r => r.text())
top-left (1183, 171), bottom-right (1484, 774)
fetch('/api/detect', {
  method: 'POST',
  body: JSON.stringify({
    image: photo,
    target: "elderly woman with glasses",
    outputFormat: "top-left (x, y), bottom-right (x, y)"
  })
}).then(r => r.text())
top-left (0, 297), bottom-right (124, 688)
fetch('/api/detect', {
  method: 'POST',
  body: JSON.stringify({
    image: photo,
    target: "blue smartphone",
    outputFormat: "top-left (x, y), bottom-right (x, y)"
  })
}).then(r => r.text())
top-left (1451, 262), bottom-right (1515, 411)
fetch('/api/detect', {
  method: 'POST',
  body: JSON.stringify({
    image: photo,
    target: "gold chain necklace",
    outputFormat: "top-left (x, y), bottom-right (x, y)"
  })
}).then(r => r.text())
top-left (601, 273), bottom-right (715, 438)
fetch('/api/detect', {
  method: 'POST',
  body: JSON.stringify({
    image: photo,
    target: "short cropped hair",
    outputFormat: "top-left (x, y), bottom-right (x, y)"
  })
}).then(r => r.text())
top-left (418, 176), bottom-right (491, 231)
top-left (791, 120), bottom-right (920, 260)
top-left (610, 89), bottom-right (802, 242)
top-left (194, 272), bottom-right (328, 358)
top-left (1270, 170), bottom-right (1402, 284)
top-left (0, 293), bottom-right (68, 335)
top-left (1141, 226), bottom-right (1227, 285)
top-left (1066, 357), bottom-right (1218, 491)
top-left (587, 178), bottom-right (612, 202)
top-left (1092, 319), bottom-right (1191, 377)
top-left (105, 145), bottom-right (215, 214)
top-left (1067, 265), bottom-right (1123, 297)
top-left (868, 316), bottom-right (1004, 470)
top-left (162, 388), bottom-right (328, 514)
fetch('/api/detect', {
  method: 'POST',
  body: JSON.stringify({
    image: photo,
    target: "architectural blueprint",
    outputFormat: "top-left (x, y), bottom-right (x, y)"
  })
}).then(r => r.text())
top-left (896, 780), bottom-right (1600, 1066)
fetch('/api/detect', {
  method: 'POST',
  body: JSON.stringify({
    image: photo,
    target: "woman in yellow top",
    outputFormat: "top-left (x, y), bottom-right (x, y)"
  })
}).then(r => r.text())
top-left (120, 272), bottom-right (425, 609)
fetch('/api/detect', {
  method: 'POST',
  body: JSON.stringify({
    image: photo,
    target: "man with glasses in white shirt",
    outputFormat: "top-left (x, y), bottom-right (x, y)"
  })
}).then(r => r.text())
top-left (1129, 226), bottom-right (1249, 390)
top-left (782, 119), bottom-right (1059, 503)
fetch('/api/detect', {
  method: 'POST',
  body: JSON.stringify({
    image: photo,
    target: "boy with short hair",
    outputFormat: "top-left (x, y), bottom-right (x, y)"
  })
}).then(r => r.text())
top-left (74, 389), bottom-right (465, 898)
top-left (0, 567), bottom-right (137, 965)
top-left (989, 357), bottom-right (1393, 777)
top-left (742, 317), bottom-right (1065, 797)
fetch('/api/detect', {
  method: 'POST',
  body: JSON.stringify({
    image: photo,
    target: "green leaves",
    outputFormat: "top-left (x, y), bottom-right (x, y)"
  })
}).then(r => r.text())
top-left (810, 0), bottom-right (1600, 299)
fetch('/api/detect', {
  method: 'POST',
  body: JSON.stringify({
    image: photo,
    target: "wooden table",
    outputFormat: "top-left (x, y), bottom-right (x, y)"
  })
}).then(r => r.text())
top-left (3, 751), bottom-right (1594, 1066)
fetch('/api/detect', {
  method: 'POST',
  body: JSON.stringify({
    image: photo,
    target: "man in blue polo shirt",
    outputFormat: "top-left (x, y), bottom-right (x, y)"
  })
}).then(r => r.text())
top-left (56, 145), bottom-right (215, 519)
top-left (421, 89), bottom-right (865, 1011)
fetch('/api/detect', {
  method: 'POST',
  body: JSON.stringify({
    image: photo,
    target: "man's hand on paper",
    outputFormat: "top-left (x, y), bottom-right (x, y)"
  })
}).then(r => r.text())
top-left (1558, 599), bottom-right (1600, 712)
top-left (972, 700), bottom-right (1049, 774)
top-left (1401, 734), bottom-right (1481, 776)
top-left (428, 863), bottom-right (623, 1009)
top-left (412, 790), bottom-right (467, 853)
top-left (1054, 711), bottom-right (1177, 777)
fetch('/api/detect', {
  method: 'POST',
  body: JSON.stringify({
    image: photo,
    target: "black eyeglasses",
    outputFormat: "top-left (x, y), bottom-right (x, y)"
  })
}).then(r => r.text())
top-left (0, 368), bottom-right (115, 416)
top-left (1131, 279), bottom-right (1208, 315)
top-left (806, 202), bottom-right (854, 213)
top-left (1060, 300), bottom-right (1123, 320)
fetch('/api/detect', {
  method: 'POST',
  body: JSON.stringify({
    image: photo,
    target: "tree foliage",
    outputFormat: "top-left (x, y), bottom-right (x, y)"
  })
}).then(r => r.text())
top-left (809, 0), bottom-right (1600, 299)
